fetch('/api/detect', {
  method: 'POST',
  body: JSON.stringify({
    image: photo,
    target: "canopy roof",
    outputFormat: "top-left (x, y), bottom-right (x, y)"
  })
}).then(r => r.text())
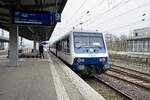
top-left (0, 0), bottom-right (67, 41)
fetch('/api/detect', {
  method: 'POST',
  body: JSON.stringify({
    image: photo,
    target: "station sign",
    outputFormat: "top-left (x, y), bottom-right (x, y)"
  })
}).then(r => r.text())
top-left (52, 12), bottom-right (61, 22)
top-left (12, 10), bottom-right (61, 26)
top-left (50, 12), bottom-right (61, 25)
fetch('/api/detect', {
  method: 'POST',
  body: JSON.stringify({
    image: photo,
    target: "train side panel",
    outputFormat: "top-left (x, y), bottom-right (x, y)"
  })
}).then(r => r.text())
top-left (56, 32), bottom-right (74, 65)
top-left (50, 43), bottom-right (57, 55)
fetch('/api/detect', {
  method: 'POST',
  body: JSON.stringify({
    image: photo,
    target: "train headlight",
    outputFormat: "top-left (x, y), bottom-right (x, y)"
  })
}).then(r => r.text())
top-left (99, 58), bottom-right (105, 62)
top-left (89, 48), bottom-right (94, 52)
top-left (104, 64), bottom-right (110, 69)
top-left (77, 58), bottom-right (85, 63)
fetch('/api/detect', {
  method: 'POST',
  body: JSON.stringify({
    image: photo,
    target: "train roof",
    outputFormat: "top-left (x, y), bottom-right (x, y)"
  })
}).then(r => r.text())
top-left (71, 29), bottom-right (102, 33)
top-left (52, 29), bottom-right (103, 44)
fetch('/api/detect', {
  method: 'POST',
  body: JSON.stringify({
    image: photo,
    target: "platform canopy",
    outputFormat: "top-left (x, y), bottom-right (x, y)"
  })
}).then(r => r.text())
top-left (0, 0), bottom-right (67, 41)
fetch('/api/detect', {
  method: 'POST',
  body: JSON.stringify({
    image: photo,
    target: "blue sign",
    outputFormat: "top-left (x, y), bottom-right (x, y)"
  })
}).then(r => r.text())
top-left (52, 12), bottom-right (61, 22)
top-left (50, 12), bottom-right (61, 25)
top-left (12, 10), bottom-right (61, 26)
top-left (13, 10), bottom-right (51, 26)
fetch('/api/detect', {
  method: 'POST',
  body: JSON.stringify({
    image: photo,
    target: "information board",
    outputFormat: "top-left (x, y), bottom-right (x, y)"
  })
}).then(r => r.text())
top-left (12, 10), bottom-right (61, 26)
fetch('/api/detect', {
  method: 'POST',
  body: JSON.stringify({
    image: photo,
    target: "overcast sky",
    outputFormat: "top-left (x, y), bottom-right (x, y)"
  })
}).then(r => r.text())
top-left (1, 0), bottom-right (150, 48)
top-left (50, 0), bottom-right (150, 43)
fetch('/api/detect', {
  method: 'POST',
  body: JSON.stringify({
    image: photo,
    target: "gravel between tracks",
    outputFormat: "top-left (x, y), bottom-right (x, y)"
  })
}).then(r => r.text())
top-left (97, 74), bottom-right (150, 100)
top-left (84, 77), bottom-right (130, 100)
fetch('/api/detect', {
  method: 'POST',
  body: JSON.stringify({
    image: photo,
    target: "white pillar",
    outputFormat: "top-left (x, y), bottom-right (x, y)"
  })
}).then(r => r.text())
top-left (9, 25), bottom-right (18, 66)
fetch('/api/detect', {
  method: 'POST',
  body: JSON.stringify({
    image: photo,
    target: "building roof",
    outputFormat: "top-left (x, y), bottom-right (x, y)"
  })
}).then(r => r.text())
top-left (127, 27), bottom-right (150, 40)
top-left (0, 0), bottom-right (67, 41)
top-left (127, 36), bottom-right (150, 40)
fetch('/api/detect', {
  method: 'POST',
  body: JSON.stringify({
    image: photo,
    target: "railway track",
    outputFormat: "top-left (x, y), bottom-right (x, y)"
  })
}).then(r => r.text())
top-left (93, 76), bottom-right (133, 100)
top-left (92, 64), bottom-right (150, 99)
top-left (105, 64), bottom-right (150, 90)
top-left (94, 65), bottom-right (150, 100)
top-left (110, 63), bottom-right (150, 76)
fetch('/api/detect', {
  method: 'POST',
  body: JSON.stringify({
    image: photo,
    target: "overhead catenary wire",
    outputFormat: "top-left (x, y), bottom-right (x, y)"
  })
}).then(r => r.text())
top-left (64, 0), bottom-right (107, 31)
top-left (51, 0), bottom-right (149, 43)
top-left (78, 0), bottom-right (132, 28)
top-left (102, 17), bottom-right (150, 32)
top-left (64, 0), bottom-right (87, 26)
top-left (71, 0), bottom-right (131, 30)
top-left (52, 0), bottom-right (89, 39)
top-left (70, 2), bottom-right (124, 27)
top-left (85, 1), bottom-right (150, 28)
top-left (61, 0), bottom-right (122, 32)
top-left (63, 0), bottom-right (124, 32)
top-left (78, 0), bottom-right (105, 19)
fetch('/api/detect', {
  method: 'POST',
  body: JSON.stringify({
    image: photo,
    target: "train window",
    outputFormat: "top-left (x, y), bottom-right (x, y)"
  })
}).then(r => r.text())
top-left (66, 37), bottom-right (70, 53)
top-left (58, 41), bottom-right (62, 51)
top-left (74, 32), bottom-right (104, 48)
top-left (89, 36), bottom-right (104, 48)
top-left (61, 37), bottom-right (70, 53)
top-left (63, 40), bottom-right (67, 53)
top-left (67, 37), bottom-right (69, 48)
top-left (74, 36), bottom-right (89, 47)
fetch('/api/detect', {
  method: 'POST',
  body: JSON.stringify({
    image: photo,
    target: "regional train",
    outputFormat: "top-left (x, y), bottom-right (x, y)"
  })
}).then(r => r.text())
top-left (50, 30), bottom-right (110, 75)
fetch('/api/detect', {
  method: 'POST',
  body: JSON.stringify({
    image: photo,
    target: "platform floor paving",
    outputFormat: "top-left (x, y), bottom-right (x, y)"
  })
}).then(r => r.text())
top-left (0, 52), bottom-right (105, 100)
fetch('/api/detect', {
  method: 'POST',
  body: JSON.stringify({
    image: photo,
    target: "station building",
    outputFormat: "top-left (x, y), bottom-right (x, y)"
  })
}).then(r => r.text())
top-left (127, 27), bottom-right (150, 53)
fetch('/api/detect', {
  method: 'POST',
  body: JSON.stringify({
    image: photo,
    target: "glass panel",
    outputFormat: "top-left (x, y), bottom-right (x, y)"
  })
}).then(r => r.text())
top-left (74, 36), bottom-right (89, 47)
top-left (74, 32), bottom-right (104, 48)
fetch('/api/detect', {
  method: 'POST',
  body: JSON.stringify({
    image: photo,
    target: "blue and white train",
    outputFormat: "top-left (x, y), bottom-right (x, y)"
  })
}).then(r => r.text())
top-left (50, 30), bottom-right (110, 75)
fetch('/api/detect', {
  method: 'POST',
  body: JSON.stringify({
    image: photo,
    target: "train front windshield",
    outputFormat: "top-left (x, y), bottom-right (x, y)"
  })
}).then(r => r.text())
top-left (74, 32), bottom-right (105, 48)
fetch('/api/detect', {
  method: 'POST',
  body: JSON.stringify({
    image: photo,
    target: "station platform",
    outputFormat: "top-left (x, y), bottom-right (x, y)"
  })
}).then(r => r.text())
top-left (0, 52), bottom-right (105, 100)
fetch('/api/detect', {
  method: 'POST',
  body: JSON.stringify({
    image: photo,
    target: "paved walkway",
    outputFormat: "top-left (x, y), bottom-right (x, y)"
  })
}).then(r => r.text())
top-left (0, 52), bottom-right (105, 100)
top-left (0, 55), bottom-right (57, 100)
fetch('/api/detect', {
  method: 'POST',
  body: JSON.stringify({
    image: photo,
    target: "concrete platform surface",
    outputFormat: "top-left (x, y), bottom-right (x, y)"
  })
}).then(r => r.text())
top-left (0, 52), bottom-right (105, 100)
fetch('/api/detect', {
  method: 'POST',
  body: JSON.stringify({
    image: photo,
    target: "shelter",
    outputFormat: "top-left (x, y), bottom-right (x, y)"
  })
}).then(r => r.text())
top-left (0, 0), bottom-right (67, 66)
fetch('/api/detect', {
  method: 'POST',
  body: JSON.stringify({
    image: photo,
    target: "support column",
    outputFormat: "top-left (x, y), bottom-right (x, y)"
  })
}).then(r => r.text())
top-left (33, 40), bottom-right (37, 53)
top-left (9, 25), bottom-right (18, 66)
top-left (33, 35), bottom-right (37, 53)
top-left (0, 42), bottom-right (2, 49)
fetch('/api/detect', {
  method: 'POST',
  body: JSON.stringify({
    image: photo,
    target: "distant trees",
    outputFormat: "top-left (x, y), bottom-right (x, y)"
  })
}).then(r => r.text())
top-left (105, 33), bottom-right (128, 51)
